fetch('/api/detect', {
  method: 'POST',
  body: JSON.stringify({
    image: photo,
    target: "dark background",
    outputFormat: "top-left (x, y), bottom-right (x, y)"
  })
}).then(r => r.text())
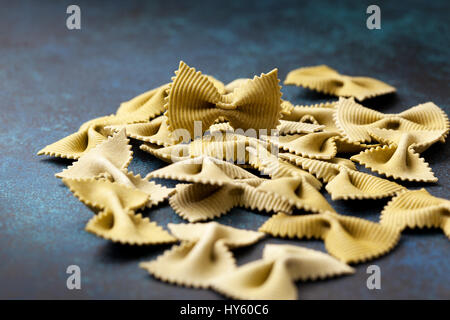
top-left (0, 0), bottom-right (449, 299)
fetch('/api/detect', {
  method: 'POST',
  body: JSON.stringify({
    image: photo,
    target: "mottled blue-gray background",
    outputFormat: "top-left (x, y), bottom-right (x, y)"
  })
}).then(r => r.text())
top-left (0, 0), bottom-right (449, 299)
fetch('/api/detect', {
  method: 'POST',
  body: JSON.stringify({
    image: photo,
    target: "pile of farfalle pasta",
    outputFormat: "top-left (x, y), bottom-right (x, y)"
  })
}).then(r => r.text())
top-left (38, 62), bottom-right (450, 300)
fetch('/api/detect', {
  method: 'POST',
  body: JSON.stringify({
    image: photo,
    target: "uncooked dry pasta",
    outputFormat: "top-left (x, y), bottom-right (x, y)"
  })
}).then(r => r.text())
top-left (148, 156), bottom-right (258, 185)
top-left (165, 61), bottom-right (283, 137)
top-left (284, 65), bottom-right (396, 101)
top-left (63, 178), bottom-right (175, 245)
top-left (36, 60), bottom-right (450, 300)
top-left (259, 212), bottom-right (400, 263)
top-left (38, 85), bottom-right (168, 159)
top-left (106, 115), bottom-right (178, 147)
top-left (334, 97), bottom-right (449, 143)
top-left (212, 244), bottom-right (354, 300)
top-left (281, 101), bottom-right (338, 131)
top-left (263, 131), bottom-right (340, 159)
top-left (56, 129), bottom-right (173, 207)
top-left (169, 181), bottom-right (293, 222)
top-left (380, 189), bottom-right (450, 238)
top-left (139, 222), bottom-right (264, 288)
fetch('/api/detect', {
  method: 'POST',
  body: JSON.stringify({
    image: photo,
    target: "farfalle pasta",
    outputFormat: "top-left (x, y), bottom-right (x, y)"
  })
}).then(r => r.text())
top-left (36, 60), bottom-right (450, 299)
top-left (165, 61), bottom-right (282, 137)
top-left (284, 65), bottom-right (396, 101)
top-left (140, 143), bottom-right (190, 163)
top-left (253, 176), bottom-right (335, 213)
top-left (325, 168), bottom-right (405, 200)
top-left (246, 145), bottom-right (322, 189)
top-left (380, 189), bottom-right (450, 238)
top-left (334, 98), bottom-right (449, 143)
top-left (38, 85), bottom-right (168, 159)
top-left (259, 212), bottom-right (400, 263)
top-left (278, 152), bottom-right (403, 199)
top-left (279, 152), bottom-right (356, 182)
top-left (139, 222), bottom-right (264, 288)
top-left (106, 115), bottom-right (178, 147)
top-left (212, 244), bottom-right (354, 300)
top-left (264, 131), bottom-right (339, 159)
top-left (281, 101), bottom-right (338, 132)
top-left (169, 181), bottom-right (293, 222)
top-left (63, 178), bottom-right (175, 245)
top-left (56, 129), bottom-right (173, 207)
top-left (148, 156), bottom-right (258, 185)
top-left (351, 128), bottom-right (447, 182)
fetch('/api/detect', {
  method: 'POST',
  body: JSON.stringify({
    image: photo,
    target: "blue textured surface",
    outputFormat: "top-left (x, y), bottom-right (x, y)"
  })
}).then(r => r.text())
top-left (0, 0), bottom-right (449, 299)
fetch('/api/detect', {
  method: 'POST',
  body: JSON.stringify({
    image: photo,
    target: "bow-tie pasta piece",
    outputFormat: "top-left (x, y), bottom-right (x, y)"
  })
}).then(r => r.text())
top-left (148, 156), bottom-right (258, 185)
top-left (55, 129), bottom-right (172, 206)
top-left (265, 131), bottom-right (339, 160)
top-left (325, 168), bottom-right (406, 200)
top-left (115, 84), bottom-right (169, 119)
top-left (140, 143), bottom-right (191, 163)
top-left (38, 85), bottom-right (170, 160)
top-left (169, 183), bottom-right (244, 222)
top-left (139, 222), bottom-right (265, 288)
top-left (260, 212), bottom-right (400, 263)
top-left (279, 152), bottom-right (356, 183)
top-left (334, 98), bottom-right (449, 143)
top-left (367, 127), bottom-right (447, 153)
top-left (106, 116), bottom-right (178, 147)
top-left (277, 120), bottom-right (325, 135)
top-left (247, 145), bottom-right (322, 189)
top-left (165, 61), bottom-right (282, 138)
top-left (37, 115), bottom-right (115, 159)
top-left (281, 102), bottom-right (338, 132)
top-left (381, 189), bottom-right (450, 238)
top-left (212, 244), bottom-right (354, 300)
top-left (254, 176), bottom-right (335, 214)
top-left (351, 129), bottom-right (447, 182)
top-left (189, 134), bottom-right (259, 165)
top-left (63, 178), bottom-right (175, 245)
top-left (334, 137), bottom-right (380, 153)
top-left (284, 65), bottom-right (396, 101)
top-left (55, 129), bottom-right (132, 180)
top-left (169, 179), bottom-right (293, 222)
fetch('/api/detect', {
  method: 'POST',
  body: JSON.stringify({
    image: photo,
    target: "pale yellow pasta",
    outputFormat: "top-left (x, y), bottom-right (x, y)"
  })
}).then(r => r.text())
top-left (264, 131), bottom-right (339, 160)
top-left (334, 136), bottom-right (380, 153)
top-left (253, 176), bottom-right (335, 214)
top-left (334, 98), bottom-right (449, 143)
top-left (139, 222), bottom-right (264, 288)
top-left (279, 152), bottom-right (356, 182)
top-left (56, 129), bottom-right (173, 207)
top-left (115, 84), bottom-right (168, 118)
top-left (106, 116), bottom-right (178, 147)
top-left (38, 85), bottom-right (169, 159)
top-left (277, 120), bottom-right (325, 135)
top-left (212, 244), bottom-right (354, 300)
top-left (63, 178), bottom-right (175, 245)
top-left (246, 145), bottom-right (322, 189)
top-left (169, 181), bottom-right (293, 222)
top-left (284, 65), bottom-right (396, 101)
top-left (281, 101), bottom-right (338, 132)
top-left (56, 129), bottom-right (132, 180)
top-left (380, 189), bottom-right (450, 238)
top-left (165, 61), bottom-right (282, 137)
top-left (325, 168), bottom-right (406, 200)
top-left (147, 156), bottom-right (258, 185)
top-left (259, 212), bottom-right (400, 263)
top-left (140, 143), bottom-right (190, 163)
top-left (350, 129), bottom-right (446, 182)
